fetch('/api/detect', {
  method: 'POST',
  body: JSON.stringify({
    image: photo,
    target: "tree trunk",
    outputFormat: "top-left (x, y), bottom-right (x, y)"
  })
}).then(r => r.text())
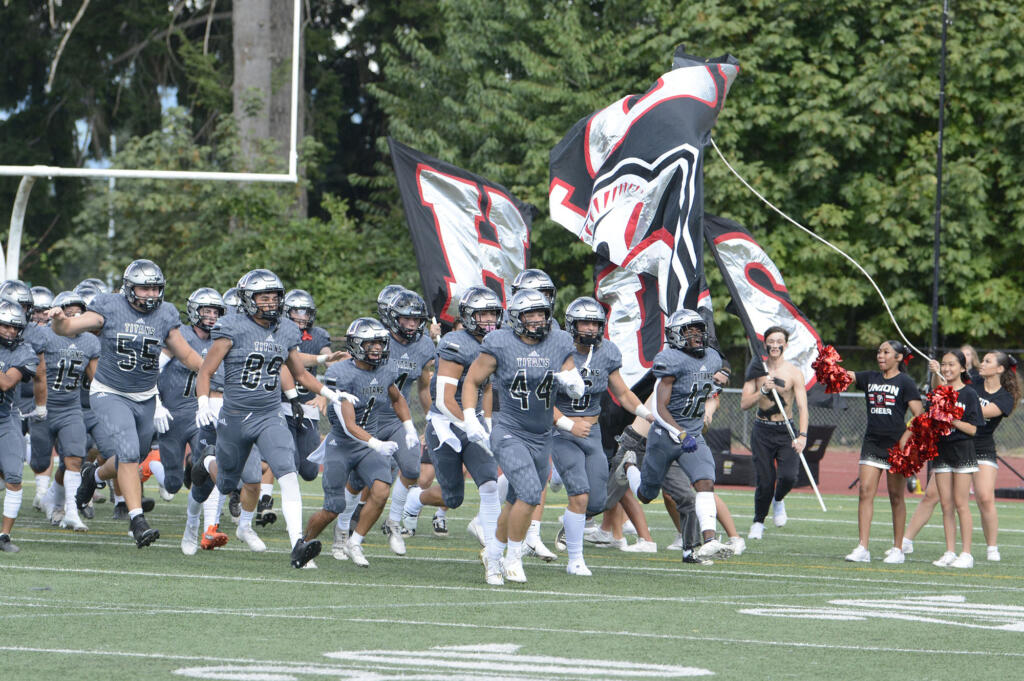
top-left (232, 0), bottom-right (305, 215)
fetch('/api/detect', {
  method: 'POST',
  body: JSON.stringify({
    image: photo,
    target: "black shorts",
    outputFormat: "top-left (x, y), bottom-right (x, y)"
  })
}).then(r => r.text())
top-left (934, 439), bottom-right (977, 474)
top-left (859, 438), bottom-right (896, 469)
top-left (974, 441), bottom-right (997, 467)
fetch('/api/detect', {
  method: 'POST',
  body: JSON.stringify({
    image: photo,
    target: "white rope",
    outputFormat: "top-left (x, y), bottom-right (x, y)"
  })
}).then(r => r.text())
top-left (710, 137), bottom-right (931, 362)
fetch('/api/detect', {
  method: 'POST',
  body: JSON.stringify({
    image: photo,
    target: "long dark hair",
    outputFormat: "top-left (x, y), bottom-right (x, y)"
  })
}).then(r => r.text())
top-left (991, 351), bottom-right (1022, 413)
top-left (943, 350), bottom-right (970, 385)
top-left (884, 340), bottom-right (908, 372)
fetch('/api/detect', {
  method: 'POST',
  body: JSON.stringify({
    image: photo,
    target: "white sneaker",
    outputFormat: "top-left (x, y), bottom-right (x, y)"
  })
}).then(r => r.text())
top-left (882, 547), bottom-right (905, 564)
top-left (344, 540), bottom-right (370, 567)
top-left (621, 538), bottom-right (657, 553)
top-left (485, 557), bottom-right (504, 585)
top-left (502, 556), bottom-right (527, 583)
top-left (60, 513), bottom-right (88, 533)
top-left (467, 516), bottom-right (486, 547)
top-left (748, 521), bottom-right (764, 540)
top-left (987, 546), bottom-right (1001, 562)
top-left (566, 557), bottom-right (592, 576)
top-left (385, 520), bottom-right (407, 555)
top-left (301, 560), bottom-right (318, 570)
top-left (932, 551), bottom-right (957, 567)
top-left (181, 521), bottom-right (200, 556)
top-left (524, 535), bottom-right (557, 561)
top-left (667, 532), bottom-right (683, 551)
top-left (332, 525), bottom-right (349, 561)
top-left (595, 537), bottom-right (627, 550)
top-left (772, 499), bottom-right (788, 527)
top-left (728, 536), bottom-right (746, 556)
top-left (158, 485), bottom-right (174, 502)
top-left (845, 544), bottom-right (870, 562)
top-left (622, 519), bottom-right (637, 536)
top-left (696, 538), bottom-right (734, 560)
top-left (950, 552), bottom-right (974, 569)
top-left (236, 525), bottom-right (267, 552)
top-left (584, 527), bottom-right (615, 544)
top-left (902, 537), bottom-right (914, 554)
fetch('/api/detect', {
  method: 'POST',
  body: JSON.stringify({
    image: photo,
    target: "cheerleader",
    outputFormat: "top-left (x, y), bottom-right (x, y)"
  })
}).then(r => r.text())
top-left (841, 341), bottom-right (923, 563)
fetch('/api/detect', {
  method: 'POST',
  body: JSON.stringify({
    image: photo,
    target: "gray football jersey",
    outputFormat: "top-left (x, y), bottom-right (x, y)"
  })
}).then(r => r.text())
top-left (37, 326), bottom-right (100, 411)
top-left (651, 346), bottom-right (723, 435)
top-left (0, 342), bottom-right (38, 420)
top-left (554, 340), bottom-right (622, 417)
top-left (89, 293), bottom-right (181, 393)
top-left (428, 329), bottom-right (485, 417)
top-left (378, 332), bottom-right (435, 429)
top-left (212, 314), bottom-right (300, 413)
top-left (158, 325), bottom-right (212, 414)
top-left (16, 324), bottom-right (46, 412)
top-left (284, 325), bottom-right (331, 405)
top-left (481, 327), bottom-right (574, 434)
top-left (324, 358), bottom-right (399, 437)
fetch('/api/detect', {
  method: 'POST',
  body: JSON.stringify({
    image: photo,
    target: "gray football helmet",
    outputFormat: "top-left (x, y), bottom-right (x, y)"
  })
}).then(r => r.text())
top-left (79, 277), bottom-right (112, 295)
top-left (283, 289), bottom-right (317, 330)
top-left (222, 287), bottom-right (242, 309)
top-left (121, 259), bottom-right (166, 312)
top-left (345, 317), bottom-right (390, 366)
top-left (457, 286), bottom-right (503, 338)
top-left (665, 308), bottom-right (707, 357)
top-left (0, 300), bottom-right (27, 347)
top-left (376, 284), bottom-right (407, 321)
top-left (30, 286), bottom-right (54, 312)
top-left (386, 289), bottom-right (428, 342)
top-left (511, 268), bottom-right (556, 311)
top-left (53, 290), bottom-right (87, 315)
top-left (74, 283), bottom-right (99, 307)
top-left (186, 287), bottom-right (226, 331)
top-left (565, 296), bottom-right (606, 347)
top-left (508, 289), bottom-right (551, 341)
top-left (238, 269), bottom-right (285, 321)
top-left (0, 280), bottom-right (34, 313)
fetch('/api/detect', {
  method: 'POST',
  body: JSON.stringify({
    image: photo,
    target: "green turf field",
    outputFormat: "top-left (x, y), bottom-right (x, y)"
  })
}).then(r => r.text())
top-left (3, 478), bottom-right (1023, 681)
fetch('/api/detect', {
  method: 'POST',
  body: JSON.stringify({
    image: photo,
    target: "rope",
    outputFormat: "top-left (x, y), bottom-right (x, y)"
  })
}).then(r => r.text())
top-left (709, 137), bottom-right (931, 362)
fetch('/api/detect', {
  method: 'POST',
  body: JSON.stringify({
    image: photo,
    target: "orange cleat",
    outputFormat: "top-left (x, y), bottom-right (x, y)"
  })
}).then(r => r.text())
top-left (140, 450), bottom-right (161, 482)
top-left (201, 524), bottom-right (228, 550)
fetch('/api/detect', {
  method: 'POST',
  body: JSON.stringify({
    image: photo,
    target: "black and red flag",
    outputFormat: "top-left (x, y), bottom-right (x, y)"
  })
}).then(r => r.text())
top-left (389, 137), bottom-right (537, 324)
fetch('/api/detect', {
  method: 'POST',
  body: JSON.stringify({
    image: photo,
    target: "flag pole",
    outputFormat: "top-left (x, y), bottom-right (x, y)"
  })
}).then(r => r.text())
top-left (929, 0), bottom-right (951, 372)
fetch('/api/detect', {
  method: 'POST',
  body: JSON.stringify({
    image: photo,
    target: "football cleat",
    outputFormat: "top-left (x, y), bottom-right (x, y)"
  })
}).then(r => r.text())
top-left (524, 535), bottom-right (557, 562)
top-left (130, 514), bottom-right (160, 548)
top-left (343, 540), bottom-right (369, 567)
top-left (290, 537), bottom-right (322, 569)
top-left (81, 503), bottom-right (94, 520)
top-left (158, 485), bottom-right (174, 502)
top-left (60, 513), bottom-right (88, 532)
top-left (228, 490), bottom-right (241, 520)
top-left (190, 459), bottom-right (211, 488)
top-left (728, 536), bottom-right (746, 556)
top-left (485, 557), bottom-right (504, 586)
top-left (0, 534), bottom-right (20, 553)
top-left (385, 520), bottom-right (407, 555)
top-left (554, 524), bottom-right (567, 552)
top-left (431, 511), bottom-right (448, 537)
top-left (236, 525), bottom-right (267, 552)
top-left (75, 462), bottom-right (104, 510)
top-left (181, 521), bottom-right (200, 556)
top-left (201, 524), bottom-right (228, 550)
top-left (49, 508), bottom-right (66, 526)
top-left (112, 501), bottom-right (128, 520)
top-left (141, 497), bottom-right (155, 513)
top-left (139, 451), bottom-right (159, 482)
top-left (695, 538), bottom-right (733, 560)
top-left (566, 557), bottom-right (592, 576)
top-left (332, 525), bottom-right (349, 561)
top-left (466, 516), bottom-right (486, 547)
top-left (682, 551), bottom-right (713, 566)
top-left (502, 556), bottom-right (527, 583)
top-left (253, 509), bottom-right (277, 528)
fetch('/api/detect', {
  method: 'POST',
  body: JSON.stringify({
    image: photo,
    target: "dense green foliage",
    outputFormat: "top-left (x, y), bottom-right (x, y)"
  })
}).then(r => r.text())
top-left (2, 1), bottom-right (1022, 346)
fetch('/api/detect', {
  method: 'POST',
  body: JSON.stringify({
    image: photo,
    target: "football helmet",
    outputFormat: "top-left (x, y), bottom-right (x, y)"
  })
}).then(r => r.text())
top-left (386, 289), bottom-right (428, 342)
top-left (238, 269), bottom-right (285, 321)
top-left (376, 284), bottom-right (407, 321)
top-left (73, 283), bottom-right (99, 307)
top-left (53, 290), bottom-right (87, 316)
top-left (121, 259), bottom-right (166, 312)
top-left (186, 288), bottom-right (226, 331)
top-left (345, 317), bottom-right (390, 366)
top-left (508, 289), bottom-right (552, 341)
top-left (457, 286), bottom-right (503, 338)
top-left (283, 289), bottom-right (317, 329)
top-left (0, 300), bottom-right (27, 347)
top-left (79, 277), bottom-right (112, 295)
top-left (565, 296), bottom-right (605, 347)
top-left (30, 286), bottom-right (54, 312)
top-left (222, 287), bottom-right (242, 309)
top-left (665, 309), bottom-right (708, 357)
top-left (0, 280), bottom-right (34, 313)
top-left (511, 269), bottom-right (556, 311)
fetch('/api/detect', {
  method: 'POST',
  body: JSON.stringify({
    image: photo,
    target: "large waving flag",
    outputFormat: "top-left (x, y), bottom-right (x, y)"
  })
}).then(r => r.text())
top-left (389, 137), bottom-right (537, 323)
top-left (703, 214), bottom-right (821, 389)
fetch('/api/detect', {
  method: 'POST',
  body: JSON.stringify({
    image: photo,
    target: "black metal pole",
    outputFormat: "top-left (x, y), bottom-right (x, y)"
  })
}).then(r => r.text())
top-left (930, 0), bottom-right (950, 366)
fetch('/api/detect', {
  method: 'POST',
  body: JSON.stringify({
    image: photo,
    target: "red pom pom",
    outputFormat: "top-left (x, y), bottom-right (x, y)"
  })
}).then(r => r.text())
top-left (886, 386), bottom-right (962, 476)
top-left (812, 344), bottom-right (853, 393)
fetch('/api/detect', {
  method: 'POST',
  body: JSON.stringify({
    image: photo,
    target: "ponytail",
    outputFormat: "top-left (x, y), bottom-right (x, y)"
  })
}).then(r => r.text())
top-left (885, 340), bottom-right (908, 373)
top-left (994, 352), bottom-right (1022, 414)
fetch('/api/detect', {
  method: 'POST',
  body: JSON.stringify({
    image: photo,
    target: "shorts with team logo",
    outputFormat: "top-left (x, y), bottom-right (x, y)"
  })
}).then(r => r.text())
top-left (215, 408), bottom-right (295, 494)
top-left (320, 435), bottom-right (393, 514)
top-left (552, 424), bottom-right (608, 516)
top-left (425, 422), bottom-right (497, 510)
top-left (491, 421), bottom-right (551, 507)
top-left (933, 439), bottom-right (978, 474)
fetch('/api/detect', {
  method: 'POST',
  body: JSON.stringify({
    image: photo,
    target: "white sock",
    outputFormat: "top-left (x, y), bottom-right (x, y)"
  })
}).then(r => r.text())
top-left (434, 508), bottom-right (446, 519)
top-left (260, 483), bottom-right (273, 498)
top-left (564, 509), bottom-right (585, 561)
top-left (626, 466), bottom-right (641, 497)
top-left (202, 455), bottom-right (215, 473)
top-left (52, 482), bottom-right (65, 511)
top-left (336, 489), bottom-right (360, 533)
top-left (496, 474), bottom-right (508, 503)
top-left (350, 531), bottom-right (364, 546)
top-left (487, 539), bottom-right (507, 563)
top-left (203, 489), bottom-right (222, 528)
top-left (527, 518), bottom-right (542, 541)
top-left (507, 539), bottom-right (524, 562)
top-left (4, 488), bottom-right (23, 520)
top-left (35, 474), bottom-right (49, 497)
top-left (477, 480), bottom-right (500, 546)
top-left (96, 469), bottom-right (106, 485)
top-left (695, 491), bottom-right (717, 534)
top-left (186, 494), bottom-right (202, 526)
top-left (239, 508), bottom-right (255, 530)
top-left (388, 481), bottom-right (410, 523)
top-left (63, 473), bottom-right (80, 516)
top-left (149, 460), bottom-right (166, 487)
top-left (277, 472), bottom-right (304, 545)
top-left (128, 507), bottom-right (142, 520)
top-left (404, 485), bottom-right (423, 517)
